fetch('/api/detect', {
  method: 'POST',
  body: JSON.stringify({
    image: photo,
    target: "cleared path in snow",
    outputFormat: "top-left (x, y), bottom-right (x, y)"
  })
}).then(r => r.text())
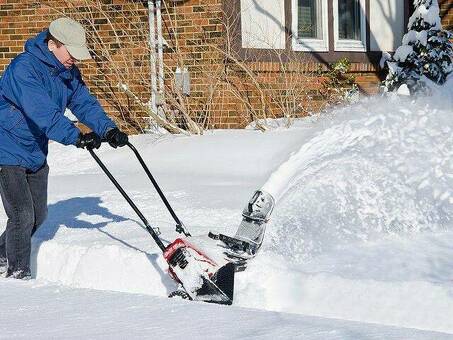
top-left (0, 279), bottom-right (450, 340)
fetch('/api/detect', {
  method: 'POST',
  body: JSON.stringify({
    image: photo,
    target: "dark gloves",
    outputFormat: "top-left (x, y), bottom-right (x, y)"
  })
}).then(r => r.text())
top-left (105, 128), bottom-right (128, 148)
top-left (75, 132), bottom-right (101, 149)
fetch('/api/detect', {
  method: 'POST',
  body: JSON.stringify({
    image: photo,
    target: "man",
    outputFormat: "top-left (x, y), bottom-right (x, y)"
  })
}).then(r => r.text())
top-left (0, 17), bottom-right (128, 279)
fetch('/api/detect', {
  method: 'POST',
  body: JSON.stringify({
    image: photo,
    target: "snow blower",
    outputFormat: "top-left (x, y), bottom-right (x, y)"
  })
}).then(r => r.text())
top-left (89, 142), bottom-right (235, 305)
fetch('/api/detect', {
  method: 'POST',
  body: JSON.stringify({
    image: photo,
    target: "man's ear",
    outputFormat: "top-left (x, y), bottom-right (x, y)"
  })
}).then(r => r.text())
top-left (48, 40), bottom-right (55, 52)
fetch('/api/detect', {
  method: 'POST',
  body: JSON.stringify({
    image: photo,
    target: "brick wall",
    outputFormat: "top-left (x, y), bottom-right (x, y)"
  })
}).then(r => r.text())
top-left (162, 0), bottom-right (227, 128)
top-left (440, 0), bottom-right (453, 29)
top-left (0, 0), bottom-right (152, 133)
top-left (0, 0), bottom-right (452, 131)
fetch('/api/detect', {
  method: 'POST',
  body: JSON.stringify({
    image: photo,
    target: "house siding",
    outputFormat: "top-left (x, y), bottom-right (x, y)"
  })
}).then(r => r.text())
top-left (369, 0), bottom-right (405, 51)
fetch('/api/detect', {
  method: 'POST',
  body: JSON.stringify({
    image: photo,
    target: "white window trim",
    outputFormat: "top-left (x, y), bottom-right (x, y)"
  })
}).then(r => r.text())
top-left (291, 0), bottom-right (329, 52)
top-left (333, 0), bottom-right (367, 52)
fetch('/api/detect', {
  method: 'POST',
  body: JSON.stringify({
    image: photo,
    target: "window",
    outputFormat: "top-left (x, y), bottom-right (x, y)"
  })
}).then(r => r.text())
top-left (298, 0), bottom-right (321, 38)
top-left (333, 0), bottom-right (367, 51)
top-left (292, 0), bottom-right (329, 52)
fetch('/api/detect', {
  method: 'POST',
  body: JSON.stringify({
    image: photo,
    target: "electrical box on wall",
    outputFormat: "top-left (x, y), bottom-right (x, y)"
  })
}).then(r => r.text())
top-left (175, 67), bottom-right (190, 96)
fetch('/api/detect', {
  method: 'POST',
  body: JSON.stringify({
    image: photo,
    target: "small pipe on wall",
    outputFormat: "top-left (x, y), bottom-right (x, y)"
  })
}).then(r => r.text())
top-left (148, 0), bottom-right (158, 120)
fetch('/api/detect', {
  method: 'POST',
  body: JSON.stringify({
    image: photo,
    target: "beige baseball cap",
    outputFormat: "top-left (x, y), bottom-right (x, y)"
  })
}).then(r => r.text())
top-left (49, 17), bottom-right (91, 60)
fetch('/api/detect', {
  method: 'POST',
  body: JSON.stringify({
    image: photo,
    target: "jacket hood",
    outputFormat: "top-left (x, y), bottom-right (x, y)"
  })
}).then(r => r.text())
top-left (24, 30), bottom-right (73, 79)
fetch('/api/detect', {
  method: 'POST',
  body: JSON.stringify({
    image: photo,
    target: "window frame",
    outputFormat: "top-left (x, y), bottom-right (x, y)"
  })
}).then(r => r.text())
top-left (333, 0), bottom-right (367, 52)
top-left (291, 0), bottom-right (329, 52)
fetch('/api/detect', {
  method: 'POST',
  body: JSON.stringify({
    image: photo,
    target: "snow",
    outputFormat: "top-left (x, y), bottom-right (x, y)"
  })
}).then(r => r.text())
top-left (379, 51), bottom-right (391, 69)
top-left (1, 84), bottom-right (453, 337)
top-left (0, 280), bottom-right (448, 340)
top-left (393, 45), bottom-right (414, 62)
top-left (408, 2), bottom-right (442, 30)
top-left (386, 61), bottom-right (400, 76)
top-left (396, 84), bottom-right (411, 95)
top-left (403, 30), bottom-right (428, 47)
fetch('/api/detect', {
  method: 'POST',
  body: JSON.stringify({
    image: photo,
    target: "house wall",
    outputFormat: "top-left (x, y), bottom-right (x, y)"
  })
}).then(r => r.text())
top-left (0, 0), bottom-right (235, 130)
top-left (369, 0), bottom-right (405, 51)
top-left (239, 0), bottom-right (409, 53)
top-left (0, 0), bottom-right (452, 131)
top-left (0, 0), bottom-right (152, 132)
top-left (160, 0), bottom-right (229, 128)
top-left (440, 0), bottom-right (453, 29)
top-left (240, 0), bottom-right (286, 49)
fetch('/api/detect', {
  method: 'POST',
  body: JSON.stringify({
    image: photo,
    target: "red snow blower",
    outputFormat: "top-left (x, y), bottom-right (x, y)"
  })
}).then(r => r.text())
top-left (89, 142), bottom-right (235, 305)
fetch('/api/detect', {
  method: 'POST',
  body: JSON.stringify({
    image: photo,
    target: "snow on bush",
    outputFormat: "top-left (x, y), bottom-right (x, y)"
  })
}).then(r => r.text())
top-left (383, 0), bottom-right (452, 94)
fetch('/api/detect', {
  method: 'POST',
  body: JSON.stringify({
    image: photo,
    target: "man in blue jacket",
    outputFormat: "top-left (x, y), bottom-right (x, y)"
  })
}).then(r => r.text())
top-left (0, 17), bottom-right (128, 279)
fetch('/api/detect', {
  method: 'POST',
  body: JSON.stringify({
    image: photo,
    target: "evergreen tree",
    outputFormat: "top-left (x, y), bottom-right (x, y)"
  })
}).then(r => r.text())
top-left (383, 0), bottom-right (452, 94)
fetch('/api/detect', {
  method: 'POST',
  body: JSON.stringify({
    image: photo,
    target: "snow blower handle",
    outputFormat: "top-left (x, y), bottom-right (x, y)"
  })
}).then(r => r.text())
top-left (90, 144), bottom-right (234, 305)
top-left (125, 142), bottom-right (191, 237)
top-left (88, 148), bottom-right (167, 252)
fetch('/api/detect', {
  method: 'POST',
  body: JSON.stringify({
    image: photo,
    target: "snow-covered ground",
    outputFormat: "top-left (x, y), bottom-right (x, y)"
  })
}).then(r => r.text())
top-left (0, 82), bottom-right (452, 338)
top-left (2, 280), bottom-right (449, 340)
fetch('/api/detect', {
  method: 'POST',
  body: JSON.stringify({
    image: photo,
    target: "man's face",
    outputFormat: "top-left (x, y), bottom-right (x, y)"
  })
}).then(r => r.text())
top-left (48, 40), bottom-right (78, 69)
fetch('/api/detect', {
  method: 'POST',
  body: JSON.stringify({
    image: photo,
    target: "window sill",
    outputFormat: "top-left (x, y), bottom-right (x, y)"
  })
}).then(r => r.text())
top-left (292, 38), bottom-right (329, 52)
top-left (334, 40), bottom-right (367, 52)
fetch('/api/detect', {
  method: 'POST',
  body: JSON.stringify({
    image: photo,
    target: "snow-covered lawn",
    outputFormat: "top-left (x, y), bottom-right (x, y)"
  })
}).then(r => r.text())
top-left (0, 84), bottom-right (452, 338)
top-left (2, 279), bottom-right (449, 339)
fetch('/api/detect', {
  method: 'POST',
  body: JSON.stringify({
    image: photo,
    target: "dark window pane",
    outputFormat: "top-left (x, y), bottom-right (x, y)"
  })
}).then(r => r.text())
top-left (338, 0), bottom-right (361, 40)
top-left (298, 0), bottom-right (321, 39)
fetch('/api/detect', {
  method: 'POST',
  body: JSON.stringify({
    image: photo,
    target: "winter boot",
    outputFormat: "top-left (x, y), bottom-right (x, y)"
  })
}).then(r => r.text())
top-left (5, 268), bottom-right (32, 280)
top-left (0, 258), bottom-right (7, 276)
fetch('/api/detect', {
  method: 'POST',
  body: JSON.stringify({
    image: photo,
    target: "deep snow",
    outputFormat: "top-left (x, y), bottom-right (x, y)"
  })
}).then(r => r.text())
top-left (1, 81), bottom-right (452, 338)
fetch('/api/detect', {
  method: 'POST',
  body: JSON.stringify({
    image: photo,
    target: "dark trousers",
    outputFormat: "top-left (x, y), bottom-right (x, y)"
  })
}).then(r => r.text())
top-left (0, 164), bottom-right (49, 273)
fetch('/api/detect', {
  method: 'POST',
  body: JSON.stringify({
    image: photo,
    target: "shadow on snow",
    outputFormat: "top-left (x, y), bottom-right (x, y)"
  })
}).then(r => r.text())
top-left (30, 196), bottom-right (173, 293)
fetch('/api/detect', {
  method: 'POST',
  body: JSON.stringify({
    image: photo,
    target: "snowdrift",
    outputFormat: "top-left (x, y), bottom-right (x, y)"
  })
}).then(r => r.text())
top-left (236, 81), bottom-right (453, 333)
top-left (266, 83), bottom-right (453, 260)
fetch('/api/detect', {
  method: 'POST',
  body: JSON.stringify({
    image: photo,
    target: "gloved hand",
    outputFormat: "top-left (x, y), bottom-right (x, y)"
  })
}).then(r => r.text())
top-left (105, 128), bottom-right (128, 148)
top-left (75, 132), bottom-right (101, 149)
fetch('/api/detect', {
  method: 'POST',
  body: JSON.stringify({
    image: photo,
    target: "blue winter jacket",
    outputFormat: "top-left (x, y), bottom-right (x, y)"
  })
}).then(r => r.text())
top-left (0, 30), bottom-right (116, 172)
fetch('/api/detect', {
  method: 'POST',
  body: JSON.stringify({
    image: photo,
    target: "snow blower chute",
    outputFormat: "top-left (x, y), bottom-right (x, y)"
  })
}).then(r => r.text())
top-left (89, 142), bottom-right (235, 305)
